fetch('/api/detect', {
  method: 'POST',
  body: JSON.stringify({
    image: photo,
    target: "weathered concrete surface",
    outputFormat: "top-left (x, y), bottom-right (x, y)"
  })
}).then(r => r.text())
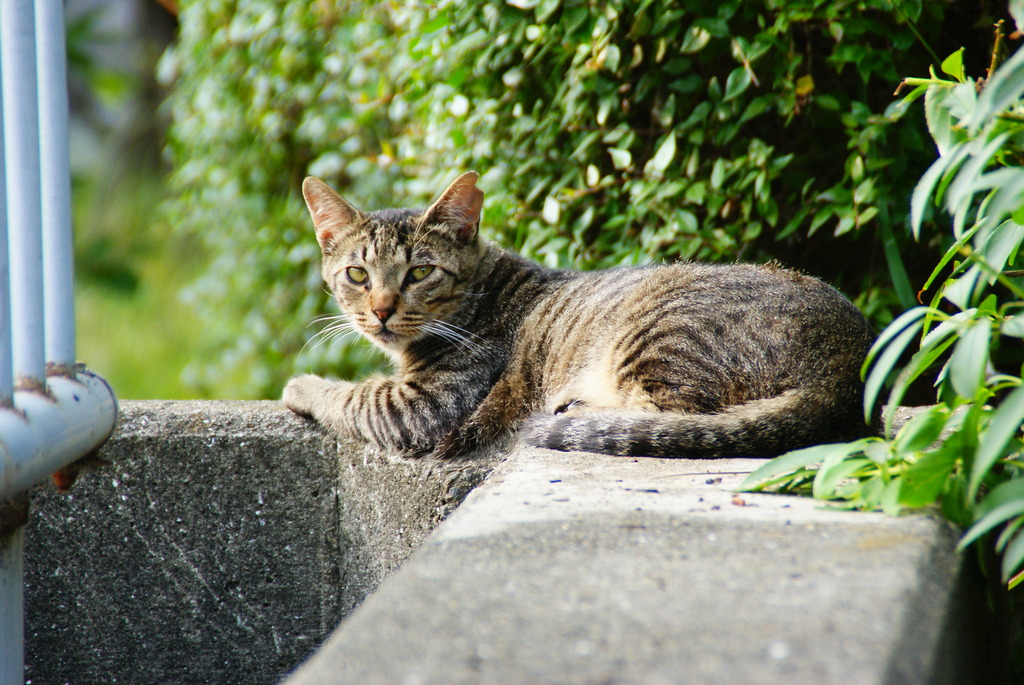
top-left (23, 401), bottom-right (492, 685)
top-left (287, 447), bottom-right (996, 685)
top-left (21, 401), bottom-right (998, 684)
top-left (332, 421), bottom-right (493, 619)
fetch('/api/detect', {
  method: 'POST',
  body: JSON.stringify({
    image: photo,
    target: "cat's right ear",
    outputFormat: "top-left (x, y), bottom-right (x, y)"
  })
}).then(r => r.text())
top-left (420, 171), bottom-right (484, 244)
top-left (302, 177), bottom-right (363, 254)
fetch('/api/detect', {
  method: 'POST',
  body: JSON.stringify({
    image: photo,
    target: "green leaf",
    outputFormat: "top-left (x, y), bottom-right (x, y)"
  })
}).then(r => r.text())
top-left (723, 67), bottom-right (751, 101)
top-left (1002, 314), bottom-right (1024, 338)
top-left (658, 93), bottom-right (676, 128)
top-left (910, 147), bottom-right (967, 239)
top-left (693, 17), bottom-right (729, 38)
top-left (535, 0), bottom-right (561, 21)
top-left (945, 132), bottom-right (1010, 220)
top-left (881, 478), bottom-right (903, 516)
top-left (884, 321), bottom-right (960, 418)
top-left (602, 44), bottom-right (621, 72)
top-left (983, 176), bottom-right (1024, 238)
top-left (1012, 0), bottom-right (1024, 34)
top-left (542, 195), bottom-right (562, 225)
top-left (958, 497), bottom-right (1024, 551)
top-left (893, 405), bottom-right (949, 454)
top-left (890, 84), bottom-right (929, 118)
top-left (863, 439), bottom-right (892, 467)
top-left (710, 158), bottom-right (726, 189)
top-left (921, 220), bottom-right (983, 293)
top-left (943, 264), bottom-right (983, 310)
top-left (863, 306), bottom-right (928, 372)
top-left (996, 516), bottom-right (1024, 552)
top-left (968, 42), bottom-right (1024, 132)
top-left (813, 456), bottom-right (871, 500)
top-left (942, 473), bottom-right (972, 527)
top-left (608, 147), bottom-right (632, 170)
top-left (940, 48), bottom-right (965, 83)
top-left (739, 440), bottom-right (873, 492)
top-left (947, 317), bottom-right (990, 400)
top-left (644, 133), bottom-right (676, 176)
top-left (974, 477), bottom-right (1024, 520)
top-left (679, 25), bottom-right (711, 54)
top-left (862, 308), bottom-right (928, 423)
top-left (970, 384), bottom-right (1024, 500)
top-left (856, 475), bottom-right (885, 509)
top-left (899, 444), bottom-right (959, 508)
top-left (924, 85), bottom-right (967, 157)
top-left (795, 74), bottom-right (814, 97)
top-left (1002, 529), bottom-right (1024, 583)
top-left (977, 220), bottom-right (1024, 284)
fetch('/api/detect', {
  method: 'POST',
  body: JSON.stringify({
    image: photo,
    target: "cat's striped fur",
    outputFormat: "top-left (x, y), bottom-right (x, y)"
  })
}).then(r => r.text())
top-left (283, 172), bottom-right (875, 459)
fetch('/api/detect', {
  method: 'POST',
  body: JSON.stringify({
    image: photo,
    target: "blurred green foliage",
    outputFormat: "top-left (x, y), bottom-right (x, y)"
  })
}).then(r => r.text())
top-left (161, 0), bottom-right (1000, 398)
top-left (66, 3), bottom-right (193, 398)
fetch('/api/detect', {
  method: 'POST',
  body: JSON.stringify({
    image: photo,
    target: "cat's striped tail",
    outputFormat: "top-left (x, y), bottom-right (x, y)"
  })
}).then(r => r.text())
top-left (518, 390), bottom-right (870, 459)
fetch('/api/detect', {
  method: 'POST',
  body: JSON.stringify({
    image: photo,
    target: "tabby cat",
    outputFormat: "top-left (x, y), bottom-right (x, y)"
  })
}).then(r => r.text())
top-left (283, 172), bottom-right (875, 459)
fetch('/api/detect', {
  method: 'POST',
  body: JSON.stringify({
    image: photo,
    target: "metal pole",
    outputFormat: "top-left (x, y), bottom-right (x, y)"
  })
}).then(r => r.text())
top-left (0, 45), bottom-right (11, 408)
top-left (1, 0), bottom-right (45, 386)
top-left (36, 0), bottom-right (75, 370)
top-left (0, 528), bottom-right (24, 685)
top-left (1, 6), bottom-right (40, 683)
top-left (0, 5), bottom-right (119, 684)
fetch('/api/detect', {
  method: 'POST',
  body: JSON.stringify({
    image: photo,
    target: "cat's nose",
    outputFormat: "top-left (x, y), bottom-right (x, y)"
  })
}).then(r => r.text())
top-left (373, 306), bottom-right (396, 323)
top-left (370, 292), bottom-right (398, 323)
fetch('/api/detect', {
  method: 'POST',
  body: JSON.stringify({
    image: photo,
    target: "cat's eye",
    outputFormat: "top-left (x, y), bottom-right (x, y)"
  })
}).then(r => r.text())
top-left (346, 267), bottom-right (369, 285)
top-left (407, 265), bottom-right (435, 283)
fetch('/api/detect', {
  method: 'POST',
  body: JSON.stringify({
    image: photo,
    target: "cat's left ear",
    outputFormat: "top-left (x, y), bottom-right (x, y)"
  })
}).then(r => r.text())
top-left (302, 176), bottom-right (364, 254)
top-left (420, 171), bottom-right (484, 243)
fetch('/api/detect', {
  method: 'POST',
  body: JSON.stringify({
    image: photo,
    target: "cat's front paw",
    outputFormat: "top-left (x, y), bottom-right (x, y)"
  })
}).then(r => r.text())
top-left (282, 374), bottom-right (333, 418)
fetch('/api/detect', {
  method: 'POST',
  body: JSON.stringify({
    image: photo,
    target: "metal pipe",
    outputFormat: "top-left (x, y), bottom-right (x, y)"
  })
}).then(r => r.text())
top-left (0, 529), bottom-right (24, 685)
top-left (0, 4), bottom-right (119, 683)
top-left (36, 0), bottom-right (75, 370)
top-left (0, 70), bottom-right (10, 407)
top-left (1, 0), bottom-right (45, 385)
top-left (0, 371), bottom-right (117, 501)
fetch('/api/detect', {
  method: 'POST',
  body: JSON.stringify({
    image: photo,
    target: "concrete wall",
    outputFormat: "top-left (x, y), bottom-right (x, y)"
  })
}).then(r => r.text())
top-left (23, 401), bottom-right (492, 685)
top-left (20, 401), bottom-right (1002, 685)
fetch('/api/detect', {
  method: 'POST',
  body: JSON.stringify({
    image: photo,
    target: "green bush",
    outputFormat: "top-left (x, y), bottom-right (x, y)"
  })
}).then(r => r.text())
top-left (162, 0), bottom-right (991, 398)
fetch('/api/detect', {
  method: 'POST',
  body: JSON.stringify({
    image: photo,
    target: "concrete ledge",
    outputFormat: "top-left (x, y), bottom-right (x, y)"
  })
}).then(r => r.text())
top-left (287, 448), bottom-right (995, 685)
top-left (22, 401), bottom-right (997, 684)
top-left (24, 401), bottom-right (493, 685)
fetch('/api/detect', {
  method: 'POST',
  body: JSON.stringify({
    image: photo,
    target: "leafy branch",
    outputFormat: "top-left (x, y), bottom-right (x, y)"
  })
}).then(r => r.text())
top-left (744, 36), bottom-right (1024, 591)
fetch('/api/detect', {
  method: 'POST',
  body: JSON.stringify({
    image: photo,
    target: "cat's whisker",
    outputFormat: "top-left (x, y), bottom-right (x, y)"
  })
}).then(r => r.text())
top-left (422, 319), bottom-right (484, 353)
top-left (419, 321), bottom-right (458, 346)
top-left (428, 320), bottom-right (487, 351)
top-left (306, 330), bottom-right (356, 353)
top-left (308, 313), bottom-right (349, 327)
top-left (434, 319), bottom-right (486, 342)
top-left (302, 317), bottom-right (360, 353)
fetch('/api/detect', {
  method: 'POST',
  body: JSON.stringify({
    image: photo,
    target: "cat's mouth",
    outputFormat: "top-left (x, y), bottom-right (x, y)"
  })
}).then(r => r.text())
top-left (364, 319), bottom-right (423, 349)
top-left (373, 325), bottom-right (405, 346)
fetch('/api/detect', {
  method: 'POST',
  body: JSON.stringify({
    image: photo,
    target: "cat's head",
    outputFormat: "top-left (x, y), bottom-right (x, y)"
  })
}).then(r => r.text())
top-left (301, 172), bottom-right (486, 356)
